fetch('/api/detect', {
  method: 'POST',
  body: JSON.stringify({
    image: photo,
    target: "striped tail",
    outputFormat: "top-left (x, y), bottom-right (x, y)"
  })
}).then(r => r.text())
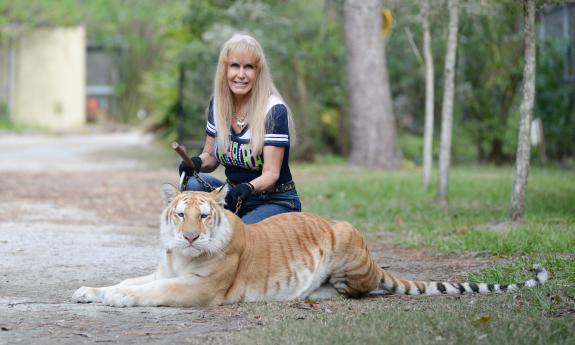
top-left (379, 264), bottom-right (548, 296)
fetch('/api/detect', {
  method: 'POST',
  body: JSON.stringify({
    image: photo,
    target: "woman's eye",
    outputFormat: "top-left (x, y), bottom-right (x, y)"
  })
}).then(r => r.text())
top-left (200, 214), bottom-right (209, 219)
top-left (230, 63), bottom-right (240, 68)
top-left (245, 64), bottom-right (254, 70)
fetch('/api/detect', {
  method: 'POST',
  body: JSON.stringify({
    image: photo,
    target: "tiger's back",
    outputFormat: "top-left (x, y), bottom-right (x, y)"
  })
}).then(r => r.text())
top-left (227, 212), bottom-right (381, 303)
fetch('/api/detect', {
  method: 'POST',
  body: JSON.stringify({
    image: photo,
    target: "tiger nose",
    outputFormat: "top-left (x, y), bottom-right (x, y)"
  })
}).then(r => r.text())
top-left (183, 232), bottom-right (200, 244)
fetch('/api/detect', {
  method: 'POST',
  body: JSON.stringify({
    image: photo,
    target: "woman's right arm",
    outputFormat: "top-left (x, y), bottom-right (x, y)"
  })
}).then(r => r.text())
top-left (197, 136), bottom-right (219, 173)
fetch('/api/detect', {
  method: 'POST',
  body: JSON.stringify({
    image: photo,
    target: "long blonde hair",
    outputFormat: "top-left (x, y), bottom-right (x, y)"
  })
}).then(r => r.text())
top-left (213, 34), bottom-right (295, 155)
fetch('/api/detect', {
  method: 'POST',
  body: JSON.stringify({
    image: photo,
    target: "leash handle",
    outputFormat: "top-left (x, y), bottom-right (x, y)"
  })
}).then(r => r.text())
top-left (171, 142), bottom-right (195, 169)
top-left (172, 142), bottom-right (216, 193)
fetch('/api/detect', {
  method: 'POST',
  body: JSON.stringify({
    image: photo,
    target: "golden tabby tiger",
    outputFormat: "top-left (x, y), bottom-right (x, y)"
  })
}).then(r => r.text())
top-left (73, 184), bottom-right (548, 307)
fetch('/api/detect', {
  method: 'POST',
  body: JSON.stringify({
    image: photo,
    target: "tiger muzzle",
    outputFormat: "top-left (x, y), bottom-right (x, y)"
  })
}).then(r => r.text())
top-left (183, 232), bottom-right (200, 244)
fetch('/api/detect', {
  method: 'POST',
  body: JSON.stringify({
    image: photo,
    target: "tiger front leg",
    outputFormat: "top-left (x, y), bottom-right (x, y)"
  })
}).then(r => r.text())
top-left (73, 273), bottom-right (157, 304)
top-left (100, 278), bottom-right (218, 307)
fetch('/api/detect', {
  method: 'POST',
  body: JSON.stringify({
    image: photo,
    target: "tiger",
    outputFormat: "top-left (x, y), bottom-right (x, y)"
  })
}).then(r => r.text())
top-left (72, 184), bottom-right (548, 307)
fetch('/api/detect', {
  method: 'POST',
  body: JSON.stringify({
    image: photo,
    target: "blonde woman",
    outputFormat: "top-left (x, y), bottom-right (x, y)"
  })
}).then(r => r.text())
top-left (179, 34), bottom-right (301, 224)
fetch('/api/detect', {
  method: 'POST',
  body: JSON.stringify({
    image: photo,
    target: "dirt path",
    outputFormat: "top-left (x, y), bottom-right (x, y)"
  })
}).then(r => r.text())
top-left (0, 132), bottom-right (495, 344)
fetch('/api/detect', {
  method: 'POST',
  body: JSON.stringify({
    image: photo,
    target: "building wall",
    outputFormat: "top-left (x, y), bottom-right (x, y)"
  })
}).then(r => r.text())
top-left (11, 26), bottom-right (86, 129)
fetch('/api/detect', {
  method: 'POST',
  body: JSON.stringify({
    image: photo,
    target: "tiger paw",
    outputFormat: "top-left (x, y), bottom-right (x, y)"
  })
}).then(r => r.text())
top-left (72, 286), bottom-right (102, 303)
top-left (102, 289), bottom-right (140, 307)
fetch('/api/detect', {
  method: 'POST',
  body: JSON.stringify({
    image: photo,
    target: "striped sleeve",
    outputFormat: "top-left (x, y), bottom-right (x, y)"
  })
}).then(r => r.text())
top-left (264, 104), bottom-right (289, 147)
top-left (205, 98), bottom-right (216, 137)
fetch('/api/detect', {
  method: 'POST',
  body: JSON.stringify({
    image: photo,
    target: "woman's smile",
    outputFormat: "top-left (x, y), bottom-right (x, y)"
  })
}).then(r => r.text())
top-left (227, 50), bottom-right (257, 98)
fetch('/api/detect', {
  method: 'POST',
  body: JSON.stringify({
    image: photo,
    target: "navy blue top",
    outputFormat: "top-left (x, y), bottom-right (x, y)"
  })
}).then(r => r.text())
top-left (205, 98), bottom-right (293, 185)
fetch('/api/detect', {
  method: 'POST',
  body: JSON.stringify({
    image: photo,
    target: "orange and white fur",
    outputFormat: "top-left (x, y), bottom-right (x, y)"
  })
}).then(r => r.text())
top-left (73, 184), bottom-right (548, 307)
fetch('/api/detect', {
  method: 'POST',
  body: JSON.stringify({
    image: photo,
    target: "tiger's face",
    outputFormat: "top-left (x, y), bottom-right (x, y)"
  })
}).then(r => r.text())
top-left (159, 184), bottom-right (231, 257)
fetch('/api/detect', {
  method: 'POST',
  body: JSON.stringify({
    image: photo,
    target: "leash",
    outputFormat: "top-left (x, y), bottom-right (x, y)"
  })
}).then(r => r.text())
top-left (173, 142), bottom-right (242, 214)
top-left (179, 171), bottom-right (216, 192)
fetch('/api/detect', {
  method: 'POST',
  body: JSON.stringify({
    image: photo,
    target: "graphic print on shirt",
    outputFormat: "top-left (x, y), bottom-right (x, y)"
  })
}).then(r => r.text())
top-left (216, 140), bottom-right (264, 170)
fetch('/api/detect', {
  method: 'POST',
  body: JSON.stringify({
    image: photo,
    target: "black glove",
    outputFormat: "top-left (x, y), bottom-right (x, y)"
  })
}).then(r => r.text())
top-left (225, 183), bottom-right (254, 212)
top-left (178, 156), bottom-right (202, 176)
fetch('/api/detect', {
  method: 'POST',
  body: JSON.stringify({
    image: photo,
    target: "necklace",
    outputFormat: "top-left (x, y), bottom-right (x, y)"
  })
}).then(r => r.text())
top-left (234, 113), bottom-right (248, 130)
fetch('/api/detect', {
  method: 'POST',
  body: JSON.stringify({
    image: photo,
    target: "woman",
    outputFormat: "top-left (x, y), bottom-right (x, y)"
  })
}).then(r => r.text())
top-left (179, 34), bottom-right (301, 224)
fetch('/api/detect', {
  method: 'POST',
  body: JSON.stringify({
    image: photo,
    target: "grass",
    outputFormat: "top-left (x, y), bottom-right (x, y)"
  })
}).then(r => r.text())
top-left (200, 163), bottom-right (575, 345)
top-left (470, 256), bottom-right (575, 317)
top-left (220, 296), bottom-right (574, 345)
top-left (294, 164), bottom-right (575, 256)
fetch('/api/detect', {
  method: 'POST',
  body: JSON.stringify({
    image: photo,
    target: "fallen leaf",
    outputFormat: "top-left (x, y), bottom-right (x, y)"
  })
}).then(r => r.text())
top-left (472, 315), bottom-right (492, 326)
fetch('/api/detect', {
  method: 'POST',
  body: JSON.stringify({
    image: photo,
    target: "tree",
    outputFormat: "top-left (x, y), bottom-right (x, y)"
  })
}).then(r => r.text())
top-left (343, 0), bottom-right (401, 169)
top-left (436, 0), bottom-right (459, 206)
top-left (508, 0), bottom-right (536, 221)
top-left (421, 0), bottom-right (434, 189)
top-left (457, 1), bottom-right (524, 164)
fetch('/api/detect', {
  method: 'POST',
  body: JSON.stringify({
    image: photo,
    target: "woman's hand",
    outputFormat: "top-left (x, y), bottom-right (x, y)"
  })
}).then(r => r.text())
top-left (178, 156), bottom-right (202, 176)
top-left (225, 183), bottom-right (254, 212)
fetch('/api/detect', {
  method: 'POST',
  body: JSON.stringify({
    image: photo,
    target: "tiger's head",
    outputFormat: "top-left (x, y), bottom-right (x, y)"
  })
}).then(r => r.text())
top-left (159, 183), bottom-right (232, 258)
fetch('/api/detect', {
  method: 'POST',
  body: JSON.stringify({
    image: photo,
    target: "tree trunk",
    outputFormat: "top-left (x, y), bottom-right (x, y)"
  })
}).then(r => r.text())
top-left (436, 0), bottom-right (459, 206)
top-left (421, 0), bottom-right (435, 189)
top-left (509, 0), bottom-right (536, 221)
top-left (343, 0), bottom-right (402, 169)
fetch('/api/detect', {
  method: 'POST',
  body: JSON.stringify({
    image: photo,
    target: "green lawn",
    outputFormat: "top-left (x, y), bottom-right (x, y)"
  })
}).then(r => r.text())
top-left (211, 163), bottom-right (575, 345)
top-left (296, 164), bottom-right (575, 256)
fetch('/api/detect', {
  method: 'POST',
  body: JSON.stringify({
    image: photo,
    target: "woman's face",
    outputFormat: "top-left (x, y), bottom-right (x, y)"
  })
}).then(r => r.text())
top-left (227, 49), bottom-right (257, 99)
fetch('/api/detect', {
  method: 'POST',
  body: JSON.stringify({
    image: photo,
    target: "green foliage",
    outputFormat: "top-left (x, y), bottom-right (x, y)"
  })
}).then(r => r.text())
top-left (81, 0), bottom-right (188, 123)
top-left (0, 0), bottom-right (83, 35)
top-left (455, 2), bottom-right (524, 163)
top-left (399, 132), bottom-right (425, 164)
top-left (0, 101), bottom-right (16, 129)
top-left (535, 38), bottom-right (575, 160)
top-left (2, 0), bottom-right (573, 162)
top-left (386, 0), bottom-right (574, 163)
top-left (151, 0), bottom-right (348, 157)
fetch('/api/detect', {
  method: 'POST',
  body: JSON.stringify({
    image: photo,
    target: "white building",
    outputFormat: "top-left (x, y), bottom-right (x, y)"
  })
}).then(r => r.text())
top-left (0, 26), bottom-right (86, 130)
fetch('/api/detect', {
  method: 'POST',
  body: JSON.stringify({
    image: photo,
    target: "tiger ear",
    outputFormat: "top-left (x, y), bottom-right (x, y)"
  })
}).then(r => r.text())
top-left (211, 184), bottom-right (229, 206)
top-left (160, 183), bottom-right (179, 206)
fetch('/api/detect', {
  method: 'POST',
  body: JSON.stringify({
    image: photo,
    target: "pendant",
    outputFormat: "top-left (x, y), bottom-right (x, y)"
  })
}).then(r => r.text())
top-left (236, 118), bottom-right (246, 130)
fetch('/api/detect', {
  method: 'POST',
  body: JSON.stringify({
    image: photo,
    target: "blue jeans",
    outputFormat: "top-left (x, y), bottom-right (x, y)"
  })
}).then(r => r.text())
top-left (185, 174), bottom-right (302, 224)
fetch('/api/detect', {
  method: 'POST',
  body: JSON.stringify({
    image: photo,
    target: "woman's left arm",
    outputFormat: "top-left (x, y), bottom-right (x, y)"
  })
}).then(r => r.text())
top-left (249, 146), bottom-right (285, 193)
